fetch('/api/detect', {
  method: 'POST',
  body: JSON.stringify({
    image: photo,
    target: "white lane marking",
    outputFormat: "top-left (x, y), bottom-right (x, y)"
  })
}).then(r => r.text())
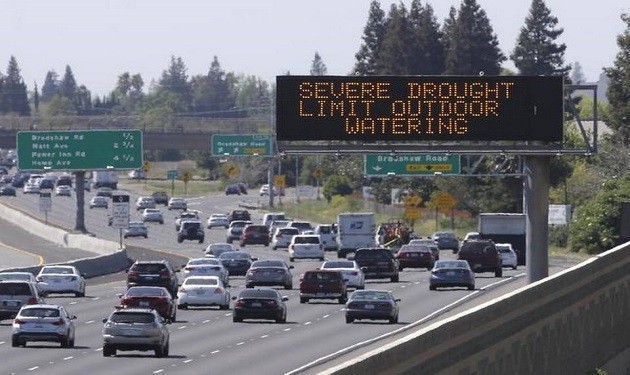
top-left (69, 302), bottom-right (77, 305)
top-left (95, 347), bottom-right (103, 351)
top-left (63, 356), bottom-right (73, 360)
top-left (91, 297), bottom-right (100, 301)
top-left (211, 350), bottom-right (220, 354)
top-left (85, 320), bottom-right (94, 324)
top-left (178, 326), bottom-right (187, 330)
top-left (260, 335), bottom-right (268, 338)
top-left (322, 314), bottom-right (330, 318)
top-left (183, 359), bottom-right (193, 363)
top-left (153, 370), bottom-right (164, 374)
top-left (283, 328), bottom-right (291, 332)
top-left (0, 341), bottom-right (4, 345)
top-left (236, 341), bottom-right (244, 346)
top-left (224, 313), bottom-right (231, 317)
top-left (304, 321), bottom-right (312, 325)
top-left (28, 367), bottom-right (39, 371)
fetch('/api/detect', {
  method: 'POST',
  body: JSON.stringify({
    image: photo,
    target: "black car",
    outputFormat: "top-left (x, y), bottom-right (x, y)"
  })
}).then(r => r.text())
top-left (39, 179), bottom-right (55, 190)
top-left (177, 220), bottom-right (205, 243)
top-left (152, 191), bottom-right (169, 206)
top-left (236, 182), bottom-right (248, 195)
top-left (219, 251), bottom-right (258, 276)
top-left (228, 209), bottom-right (251, 223)
top-left (345, 289), bottom-right (400, 324)
top-left (232, 288), bottom-right (288, 323)
top-left (225, 185), bottom-right (241, 195)
top-left (126, 260), bottom-right (179, 297)
top-left (0, 185), bottom-right (16, 196)
top-left (352, 248), bottom-right (400, 282)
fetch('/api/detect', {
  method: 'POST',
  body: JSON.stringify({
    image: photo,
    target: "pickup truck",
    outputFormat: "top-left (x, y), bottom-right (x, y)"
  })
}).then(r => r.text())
top-left (352, 248), bottom-right (399, 282)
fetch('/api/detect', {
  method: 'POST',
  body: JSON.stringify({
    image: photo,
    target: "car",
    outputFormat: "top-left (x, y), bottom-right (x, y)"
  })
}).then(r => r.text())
top-left (135, 196), bottom-right (156, 211)
top-left (431, 231), bottom-right (460, 252)
top-left (245, 259), bottom-right (294, 290)
top-left (177, 276), bottom-right (230, 310)
top-left (102, 308), bottom-right (170, 358)
top-left (23, 182), bottom-right (40, 194)
top-left (168, 197), bottom-right (188, 210)
top-left (496, 243), bottom-right (518, 270)
top-left (205, 242), bottom-right (235, 257)
top-left (320, 260), bottom-right (365, 289)
top-left (345, 289), bottom-right (400, 324)
top-left (96, 187), bottom-right (113, 198)
top-left (315, 224), bottom-right (337, 251)
top-left (429, 260), bottom-right (476, 290)
top-left (11, 304), bottom-right (76, 348)
top-left (128, 169), bottom-right (147, 180)
top-left (207, 213), bottom-right (229, 229)
top-left (262, 212), bottom-right (287, 228)
top-left (124, 221), bottom-right (148, 238)
top-left (152, 191), bottom-right (169, 205)
top-left (126, 260), bottom-right (179, 297)
top-left (54, 185), bottom-right (72, 196)
top-left (287, 220), bottom-right (314, 234)
top-left (89, 196), bottom-right (109, 209)
top-left (117, 286), bottom-right (177, 322)
top-left (219, 251), bottom-right (258, 276)
top-left (240, 224), bottom-right (271, 247)
top-left (457, 239), bottom-right (503, 277)
top-left (269, 219), bottom-right (290, 234)
top-left (0, 272), bottom-right (38, 284)
top-left (236, 182), bottom-right (248, 195)
top-left (395, 244), bottom-right (436, 271)
top-left (39, 178), bottom-right (55, 190)
top-left (0, 184), bottom-right (16, 196)
top-left (232, 288), bottom-right (288, 323)
top-left (463, 231), bottom-right (482, 242)
top-left (271, 227), bottom-right (300, 250)
top-left (352, 248), bottom-right (399, 282)
top-left (288, 234), bottom-right (325, 262)
top-left (408, 239), bottom-right (440, 260)
top-left (0, 281), bottom-right (44, 321)
top-left (36, 265), bottom-right (86, 297)
top-left (226, 220), bottom-right (252, 243)
top-left (259, 184), bottom-right (279, 196)
top-left (225, 184), bottom-right (242, 195)
top-left (141, 208), bottom-right (165, 224)
top-left (175, 211), bottom-right (199, 231)
top-left (227, 209), bottom-right (251, 223)
top-left (181, 258), bottom-right (230, 286)
top-left (177, 220), bottom-right (205, 243)
top-left (299, 269), bottom-right (347, 304)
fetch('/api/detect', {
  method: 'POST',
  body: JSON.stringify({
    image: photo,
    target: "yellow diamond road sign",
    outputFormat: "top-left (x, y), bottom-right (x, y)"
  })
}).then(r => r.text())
top-left (227, 165), bottom-right (239, 177)
top-left (404, 194), bottom-right (422, 207)
top-left (433, 192), bottom-right (457, 212)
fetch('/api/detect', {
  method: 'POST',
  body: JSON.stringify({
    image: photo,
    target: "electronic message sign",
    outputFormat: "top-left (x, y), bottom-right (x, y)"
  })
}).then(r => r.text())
top-left (276, 76), bottom-right (563, 142)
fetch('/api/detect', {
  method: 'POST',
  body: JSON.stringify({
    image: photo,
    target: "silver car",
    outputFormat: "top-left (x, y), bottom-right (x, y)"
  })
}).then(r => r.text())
top-left (12, 304), bottom-right (76, 348)
top-left (102, 308), bottom-right (170, 357)
top-left (245, 259), bottom-right (294, 290)
top-left (142, 208), bottom-right (164, 224)
top-left (0, 281), bottom-right (44, 321)
top-left (124, 221), bottom-right (148, 238)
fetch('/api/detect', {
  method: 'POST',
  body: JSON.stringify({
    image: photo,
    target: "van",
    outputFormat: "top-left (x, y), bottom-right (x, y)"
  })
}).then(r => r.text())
top-left (315, 224), bottom-right (337, 251)
top-left (262, 212), bottom-right (287, 228)
top-left (0, 281), bottom-right (44, 320)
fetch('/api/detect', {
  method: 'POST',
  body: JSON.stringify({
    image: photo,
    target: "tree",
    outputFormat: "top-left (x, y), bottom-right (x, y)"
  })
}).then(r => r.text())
top-left (41, 70), bottom-right (59, 102)
top-left (158, 56), bottom-right (193, 112)
top-left (60, 65), bottom-right (78, 105)
top-left (408, 0), bottom-right (445, 75)
top-left (571, 61), bottom-right (586, 84)
top-left (603, 13), bottom-right (630, 142)
top-left (310, 52), bottom-right (327, 76)
top-left (2, 56), bottom-right (30, 115)
top-left (353, 1), bottom-right (386, 75)
top-left (443, 0), bottom-right (505, 75)
top-left (377, 3), bottom-right (413, 75)
top-left (510, 0), bottom-right (569, 76)
top-left (234, 74), bottom-right (271, 117)
top-left (322, 175), bottom-right (353, 203)
top-left (32, 82), bottom-right (40, 113)
top-left (191, 56), bottom-right (236, 116)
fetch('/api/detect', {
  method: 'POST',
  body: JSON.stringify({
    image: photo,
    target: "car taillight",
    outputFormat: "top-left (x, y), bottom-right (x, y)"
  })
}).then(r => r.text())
top-left (14, 318), bottom-right (25, 325)
top-left (128, 271), bottom-right (139, 280)
top-left (27, 297), bottom-right (38, 305)
top-left (266, 300), bottom-right (277, 307)
top-left (52, 318), bottom-right (64, 326)
top-left (214, 288), bottom-right (224, 294)
top-left (160, 270), bottom-right (170, 278)
top-left (235, 300), bottom-right (245, 308)
top-left (179, 288), bottom-right (187, 293)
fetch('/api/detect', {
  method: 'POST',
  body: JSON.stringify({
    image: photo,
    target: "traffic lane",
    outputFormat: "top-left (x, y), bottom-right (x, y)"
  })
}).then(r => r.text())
top-left (0, 241), bottom-right (42, 268)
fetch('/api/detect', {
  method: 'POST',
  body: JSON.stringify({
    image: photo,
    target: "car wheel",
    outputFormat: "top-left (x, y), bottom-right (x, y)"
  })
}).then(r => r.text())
top-left (220, 303), bottom-right (229, 310)
top-left (398, 266), bottom-right (404, 271)
top-left (345, 316), bottom-right (354, 324)
top-left (240, 243), bottom-right (245, 247)
top-left (245, 283), bottom-right (253, 289)
top-left (272, 246), bottom-right (277, 250)
top-left (426, 266), bottom-right (432, 271)
top-left (495, 268), bottom-right (503, 277)
top-left (155, 344), bottom-right (166, 358)
top-left (233, 315), bottom-right (242, 323)
top-left (276, 313), bottom-right (286, 324)
top-left (227, 238), bottom-right (232, 243)
top-left (391, 275), bottom-right (399, 282)
top-left (338, 295), bottom-right (347, 304)
top-left (389, 315), bottom-right (399, 324)
top-left (319, 257), bottom-right (325, 261)
top-left (68, 335), bottom-right (75, 348)
top-left (289, 257), bottom-right (294, 262)
top-left (300, 297), bottom-right (308, 304)
top-left (512, 265), bottom-right (517, 270)
top-left (357, 284), bottom-right (365, 290)
top-left (11, 336), bottom-right (20, 347)
top-left (178, 303), bottom-right (188, 310)
top-left (144, 235), bottom-right (148, 239)
top-left (164, 341), bottom-right (169, 357)
top-left (102, 344), bottom-right (115, 357)
top-left (429, 285), bottom-right (437, 291)
top-left (468, 284), bottom-right (475, 290)
top-left (61, 337), bottom-right (69, 348)
top-left (284, 283), bottom-right (292, 290)
top-left (177, 238), bottom-right (183, 243)
top-left (160, 221), bottom-right (164, 225)
top-left (75, 290), bottom-right (85, 298)
top-left (198, 238), bottom-right (204, 244)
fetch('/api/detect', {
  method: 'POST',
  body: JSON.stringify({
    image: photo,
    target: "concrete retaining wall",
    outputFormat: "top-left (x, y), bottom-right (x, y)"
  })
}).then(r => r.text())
top-left (326, 242), bottom-right (630, 375)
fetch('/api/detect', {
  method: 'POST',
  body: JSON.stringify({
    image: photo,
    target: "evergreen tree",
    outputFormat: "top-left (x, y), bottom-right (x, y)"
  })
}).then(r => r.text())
top-left (443, 0), bottom-right (505, 75)
top-left (116, 72), bottom-right (132, 96)
top-left (377, 3), bottom-right (412, 75)
top-left (408, 0), bottom-right (445, 75)
top-left (33, 82), bottom-right (40, 114)
top-left (75, 85), bottom-right (92, 115)
top-left (158, 56), bottom-right (193, 111)
top-left (353, 1), bottom-right (386, 75)
top-left (41, 70), bottom-right (59, 102)
top-left (191, 56), bottom-right (236, 116)
top-left (3, 56), bottom-right (30, 115)
top-left (603, 13), bottom-right (630, 142)
top-left (571, 61), bottom-right (586, 84)
top-left (510, 0), bottom-right (569, 76)
top-left (0, 73), bottom-right (5, 113)
top-left (310, 52), bottom-right (327, 76)
top-left (60, 65), bottom-right (78, 103)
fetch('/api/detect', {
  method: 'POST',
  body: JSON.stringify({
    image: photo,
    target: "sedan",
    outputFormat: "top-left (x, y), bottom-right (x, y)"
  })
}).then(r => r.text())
top-left (219, 251), bottom-right (258, 276)
top-left (177, 276), bottom-right (230, 310)
top-left (432, 231), bottom-right (460, 252)
top-left (429, 260), bottom-right (475, 291)
top-left (207, 213), bottom-right (230, 229)
top-left (320, 260), bottom-right (365, 289)
top-left (141, 208), bottom-right (164, 224)
top-left (36, 265), bottom-right (86, 297)
top-left (118, 286), bottom-right (177, 322)
top-left (245, 259), bottom-right (294, 290)
top-left (182, 258), bottom-right (230, 286)
top-left (395, 244), bottom-right (435, 271)
top-left (124, 221), bottom-right (148, 238)
top-left (11, 304), bottom-right (76, 348)
top-left (168, 197), bottom-right (187, 211)
top-left (232, 288), bottom-right (288, 323)
top-left (23, 182), bottom-right (40, 194)
top-left (205, 243), bottom-right (235, 258)
top-left (496, 243), bottom-right (518, 270)
top-left (54, 185), bottom-right (72, 197)
top-left (0, 184), bottom-right (16, 196)
top-left (345, 289), bottom-right (400, 324)
top-left (0, 272), bottom-right (38, 283)
top-left (89, 196), bottom-right (109, 209)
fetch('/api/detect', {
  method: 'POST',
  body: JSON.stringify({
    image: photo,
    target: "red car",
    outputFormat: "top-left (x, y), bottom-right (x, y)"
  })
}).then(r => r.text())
top-left (299, 269), bottom-right (347, 304)
top-left (240, 225), bottom-right (271, 247)
top-left (395, 244), bottom-right (435, 271)
top-left (118, 286), bottom-right (177, 322)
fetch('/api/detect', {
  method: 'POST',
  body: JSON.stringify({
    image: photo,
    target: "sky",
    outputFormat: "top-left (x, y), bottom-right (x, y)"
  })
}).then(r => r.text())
top-left (1, 0), bottom-right (628, 97)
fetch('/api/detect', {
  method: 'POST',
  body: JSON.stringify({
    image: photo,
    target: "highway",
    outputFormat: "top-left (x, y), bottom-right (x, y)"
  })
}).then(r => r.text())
top-left (0, 185), bottom-right (582, 374)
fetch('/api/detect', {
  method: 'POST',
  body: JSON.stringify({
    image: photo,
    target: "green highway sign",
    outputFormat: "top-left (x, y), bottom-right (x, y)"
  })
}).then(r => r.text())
top-left (364, 154), bottom-right (461, 176)
top-left (211, 134), bottom-right (272, 156)
top-left (167, 170), bottom-right (179, 180)
top-left (17, 130), bottom-right (143, 171)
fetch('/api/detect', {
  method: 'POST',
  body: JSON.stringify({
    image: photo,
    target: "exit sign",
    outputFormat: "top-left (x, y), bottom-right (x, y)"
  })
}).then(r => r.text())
top-left (211, 134), bottom-right (272, 156)
top-left (17, 130), bottom-right (143, 171)
top-left (365, 154), bottom-right (461, 176)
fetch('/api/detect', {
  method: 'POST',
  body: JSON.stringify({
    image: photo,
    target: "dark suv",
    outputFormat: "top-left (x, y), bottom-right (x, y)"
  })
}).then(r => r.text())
top-left (457, 239), bottom-right (503, 277)
top-left (299, 270), bottom-right (347, 304)
top-left (228, 209), bottom-right (251, 223)
top-left (177, 220), bottom-right (205, 243)
top-left (353, 248), bottom-right (399, 282)
top-left (152, 191), bottom-right (169, 206)
top-left (240, 225), bottom-right (270, 247)
top-left (126, 260), bottom-right (179, 297)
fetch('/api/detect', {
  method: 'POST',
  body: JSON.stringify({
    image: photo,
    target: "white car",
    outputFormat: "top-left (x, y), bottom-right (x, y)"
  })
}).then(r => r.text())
top-left (496, 243), bottom-right (518, 270)
top-left (124, 221), bottom-right (148, 238)
top-left (320, 260), bottom-right (365, 289)
top-left (11, 304), bottom-right (76, 348)
top-left (23, 182), bottom-right (40, 194)
top-left (259, 184), bottom-right (279, 196)
top-left (177, 276), bottom-right (230, 310)
top-left (55, 185), bottom-right (72, 196)
top-left (463, 232), bottom-right (481, 242)
top-left (314, 224), bottom-right (337, 251)
top-left (181, 258), bottom-right (229, 286)
top-left (168, 197), bottom-right (187, 210)
top-left (89, 196), bottom-right (109, 209)
top-left (271, 227), bottom-right (299, 250)
top-left (205, 243), bottom-right (235, 257)
top-left (36, 265), bottom-right (86, 297)
top-left (207, 213), bottom-right (229, 229)
top-left (288, 234), bottom-right (324, 262)
top-left (142, 208), bottom-right (164, 224)
top-left (135, 196), bottom-right (156, 211)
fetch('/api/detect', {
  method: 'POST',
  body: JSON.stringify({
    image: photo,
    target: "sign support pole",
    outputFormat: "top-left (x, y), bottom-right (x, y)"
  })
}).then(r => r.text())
top-left (74, 171), bottom-right (87, 233)
top-left (119, 228), bottom-right (123, 249)
top-left (524, 156), bottom-right (550, 283)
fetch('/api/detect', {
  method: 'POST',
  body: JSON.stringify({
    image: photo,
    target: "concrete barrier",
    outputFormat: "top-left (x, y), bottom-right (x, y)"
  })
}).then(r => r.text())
top-left (324, 242), bottom-right (630, 375)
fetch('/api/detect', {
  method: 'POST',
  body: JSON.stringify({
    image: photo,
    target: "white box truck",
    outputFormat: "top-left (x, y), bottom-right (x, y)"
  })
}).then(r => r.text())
top-left (336, 213), bottom-right (377, 258)
top-left (478, 213), bottom-right (526, 265)
top-left (92, 170), bottom-right (119, 189)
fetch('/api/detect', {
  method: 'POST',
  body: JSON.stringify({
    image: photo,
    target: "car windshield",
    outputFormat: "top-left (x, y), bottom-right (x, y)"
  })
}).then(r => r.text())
top-left (399, 245), bottom-right (431, 253)
top-left (41, 267), bottom-right (74, 274)
top-left (252, 260), bottom-right (285, 268)
top-left (238, 289), bottom-right (278, 299)
top-left (435, 232), bottom-right (456, 238)
top-left (189, 258), bottom-right (220, 265)
top-left (293, 236), bottom-right (319, 244)
top-left (145, 209), bottom-right (160, 213)
top-left (220, 252), bottom-right (250, 260)
top-left (20, 308), bottom-right (60, 318)
top-left (351, 291), bottom-right (391, 301)
top-left (132, 264), bottom-right (166, 273)
top-left (126, 287), bottom-right (168, 297)
top-left (291, 222), bottom-right (312, 229)
top-left (322, 261), bottom-right (354, 269)
top-left (435, 261), bottom-right (470, 269)
top-left (278, 228), bottom-right (299, 235)
top-left (184, 278), bottom-right (218, 286)
top-left (110, 312), bottom-right (155, 324)
top-left (0, 273), bottom-right (32, 281)
top-left (129, 222), bottom-right (144, 227)
top-left (355, 250), bottom-right (391, 260)
top-left (208, 244), bottom-right (232, 251)
top-left (304, 272), bottom-right (341, 282)
top-left (0, 283), bottom-right (32, 295)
